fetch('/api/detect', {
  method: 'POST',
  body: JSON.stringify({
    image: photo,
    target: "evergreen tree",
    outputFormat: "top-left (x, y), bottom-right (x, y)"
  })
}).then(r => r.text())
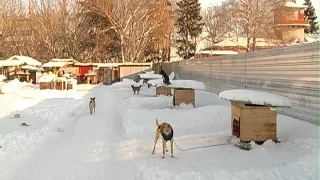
top-left (175, 0), bottom-right (204, 59)
top-left (304, 0), bottom-right (319, 34)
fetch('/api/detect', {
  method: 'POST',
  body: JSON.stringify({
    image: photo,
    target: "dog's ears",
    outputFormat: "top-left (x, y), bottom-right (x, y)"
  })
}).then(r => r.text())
top-left (93, 97), bottom-right (95, 100)
top-left (156, 118), bottom-right (160, 126)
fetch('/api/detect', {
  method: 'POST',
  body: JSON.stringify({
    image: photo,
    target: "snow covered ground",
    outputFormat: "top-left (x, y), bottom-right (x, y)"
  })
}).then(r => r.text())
top-left (0, 80), bottom-right (318, 180)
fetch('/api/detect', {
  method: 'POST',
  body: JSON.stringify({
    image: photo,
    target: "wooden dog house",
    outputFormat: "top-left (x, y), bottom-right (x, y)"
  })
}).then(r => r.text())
top-left (156, 86), bottom-right (172, 96)
top-left (231, 102), bottom-right (277, 143)
top-left (219, 89), bottom-right (291, 144)
top-left (172, 88), bottom-right (195, 107)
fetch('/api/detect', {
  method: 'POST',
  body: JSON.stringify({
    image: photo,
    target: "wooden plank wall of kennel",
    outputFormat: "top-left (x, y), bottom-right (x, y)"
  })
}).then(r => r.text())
top-left (173, 88), bottom-right (195, 107)
top-left (156, 86), bottom-right (172, 96)
top-left (55, 81), bottom-right (66, 90)
top-left (40, 82), bottom-right (54, 90)
top-left (231, 102), bottom-right (277, 142)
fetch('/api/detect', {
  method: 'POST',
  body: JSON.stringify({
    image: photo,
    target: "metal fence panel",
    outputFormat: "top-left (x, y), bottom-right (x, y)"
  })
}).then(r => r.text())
top-left (162, 42), bottom-right (320, 125)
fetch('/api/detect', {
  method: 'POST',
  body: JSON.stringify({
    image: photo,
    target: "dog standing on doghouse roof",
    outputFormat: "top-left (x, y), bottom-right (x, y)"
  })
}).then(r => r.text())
top-left (159, 69), bottom-right (171, 86)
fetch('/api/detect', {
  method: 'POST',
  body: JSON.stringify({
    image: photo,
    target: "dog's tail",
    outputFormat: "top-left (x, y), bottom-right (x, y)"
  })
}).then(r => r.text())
top-left (156, 118), bottom-right (160, 127)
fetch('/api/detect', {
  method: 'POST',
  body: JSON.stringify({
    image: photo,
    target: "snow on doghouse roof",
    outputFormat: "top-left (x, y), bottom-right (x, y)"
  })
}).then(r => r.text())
top-left (139, 71), bottom-right (163, 79)
top-left (148, 79), bottom-right (206, 91)
top-left (219, 89), bottom-right (292, 107)
top-left (0, 55), bottom-right (42, 67)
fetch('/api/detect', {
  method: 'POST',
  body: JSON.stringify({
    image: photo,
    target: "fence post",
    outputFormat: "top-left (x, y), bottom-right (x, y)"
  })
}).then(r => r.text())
top-left (210, 61), bottom-right (212, 92)
top-left (190, 63), bottom-right (193, 80)
top-left (245, 54), bottom-right (247, 89)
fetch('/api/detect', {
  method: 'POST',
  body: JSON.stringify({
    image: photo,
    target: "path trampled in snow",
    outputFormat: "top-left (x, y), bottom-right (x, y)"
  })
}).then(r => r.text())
top-left (9, 85), bottom-right (141, 180)
top-left (0, 82), bottom-right (319, 180)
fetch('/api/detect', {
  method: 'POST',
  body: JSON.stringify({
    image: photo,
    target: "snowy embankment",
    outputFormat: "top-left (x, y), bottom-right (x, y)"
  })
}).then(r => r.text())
top-left (0, 82), bottom-right (96, 179)
top-left (117, 83), bottom-right (318, 180)
top-left (0, 78), bottom-right (318, 180)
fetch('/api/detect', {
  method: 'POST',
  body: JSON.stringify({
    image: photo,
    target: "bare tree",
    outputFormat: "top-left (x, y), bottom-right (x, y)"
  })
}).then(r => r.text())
top-left (202, 2), bottom-right (232, 50)
top-left (227, 0), bottom-right (286, 52)
top-left (2, 0), bottom-right (30, 57)
top-left (2, 0), bottom-right (78, 60)
top-left (87, 0), bottom-right (173, 63)
top-left (2, 0), bottom-right (174, 62)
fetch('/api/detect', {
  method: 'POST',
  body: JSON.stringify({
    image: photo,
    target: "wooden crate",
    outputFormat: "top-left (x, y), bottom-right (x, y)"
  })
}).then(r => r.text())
top-left (156, 86), bottom-right (172, 96)
top-left (55, 81), bottom-right (66, 90)
top-left (173, 88), bottom-right (195, 107)
top-left (231, 102), bottom-right (277, 142)
top-left (40, 82), bottom-right (52, 90)
top-left (67, 83), bottom-right (73, 90)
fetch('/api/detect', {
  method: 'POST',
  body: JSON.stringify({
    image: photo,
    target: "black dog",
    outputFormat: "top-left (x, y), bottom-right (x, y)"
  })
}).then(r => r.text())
top-left (160, 70), bottom-right (171, 86)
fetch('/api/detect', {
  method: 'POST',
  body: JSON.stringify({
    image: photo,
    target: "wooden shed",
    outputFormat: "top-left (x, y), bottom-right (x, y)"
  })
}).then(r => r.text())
top-left (219, 89), bottom-right (291, 144)
top-left (118, 64), bottom-right (151, 79)
top-left (97, 67), bottom-right (113, 85)
top-left (95, 63), bottom-right (151, 84)
top-left (0, 55), bottom-right (42, 81)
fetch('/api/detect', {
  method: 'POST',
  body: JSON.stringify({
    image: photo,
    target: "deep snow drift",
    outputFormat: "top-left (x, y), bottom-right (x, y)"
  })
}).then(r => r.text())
top-left (0, 80), bottom-right (318, 180)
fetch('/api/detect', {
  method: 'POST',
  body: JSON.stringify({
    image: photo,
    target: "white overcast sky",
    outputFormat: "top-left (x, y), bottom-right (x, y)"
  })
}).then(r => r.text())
top-left (199, 0), bottom-right (320, 20)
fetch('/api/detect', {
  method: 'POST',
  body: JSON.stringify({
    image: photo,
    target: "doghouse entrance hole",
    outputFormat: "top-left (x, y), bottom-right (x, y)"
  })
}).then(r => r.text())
top-left (245, 104), bottom-right (266, 107)
top-left (232, 118), bottom-right (240, 137)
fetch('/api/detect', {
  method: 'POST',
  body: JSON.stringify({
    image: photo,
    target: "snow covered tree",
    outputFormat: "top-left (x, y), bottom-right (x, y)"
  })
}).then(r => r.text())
top-left (175, 0), bottom-right (204, 59)
top-left (304, 0), bottom-right (319, 34)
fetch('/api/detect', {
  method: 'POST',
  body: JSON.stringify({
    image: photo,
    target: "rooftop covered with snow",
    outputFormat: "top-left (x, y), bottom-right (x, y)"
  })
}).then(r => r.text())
top-left (284, 1), bottom-right (308, 9)
top-left (42, 61), bottom-right (69, 68)
top-left (0, 55), bottom-right (42, 67)
top-left (219, 89), bottom-right (292, 107)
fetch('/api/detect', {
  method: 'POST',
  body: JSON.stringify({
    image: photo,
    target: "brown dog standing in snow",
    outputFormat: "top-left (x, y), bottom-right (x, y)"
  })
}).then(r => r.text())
top-left (152, 119), bottom-right (174, 158)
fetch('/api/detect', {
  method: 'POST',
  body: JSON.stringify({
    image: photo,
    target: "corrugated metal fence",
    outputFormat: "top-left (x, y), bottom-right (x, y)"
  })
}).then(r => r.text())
top-left (162, 42), bottom-right (320, 125)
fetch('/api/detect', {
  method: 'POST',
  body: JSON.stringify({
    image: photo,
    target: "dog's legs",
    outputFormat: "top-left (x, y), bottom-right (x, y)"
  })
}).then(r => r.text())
top-left (170, 139), bottom-right (174, 158)
top-left (165, 145), bottom-right (168, 152)
top-left (152, 129), bottom-right (160, 154)
top-left (162, 138), bottom-right (166, 158)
